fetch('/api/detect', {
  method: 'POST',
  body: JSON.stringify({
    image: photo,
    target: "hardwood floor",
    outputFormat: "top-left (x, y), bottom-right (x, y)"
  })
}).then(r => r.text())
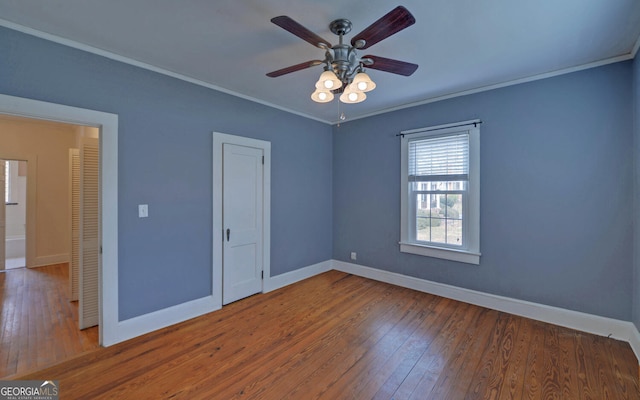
top-left (14, 270), bottom-right (640, 399)
top-left (0, 263), bottom-right (99, 378)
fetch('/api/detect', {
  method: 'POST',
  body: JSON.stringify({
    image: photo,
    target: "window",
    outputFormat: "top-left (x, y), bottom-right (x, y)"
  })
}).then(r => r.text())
top-left (4, 160), bottom-right (21, 205)
top-left (400, 120), bottom-right (480, 264)
top-left (4, 161), bottom-right (10, 204)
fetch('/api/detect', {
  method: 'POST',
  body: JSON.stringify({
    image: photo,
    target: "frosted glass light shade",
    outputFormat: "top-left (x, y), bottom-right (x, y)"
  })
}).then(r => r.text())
top-left (339, 89), bottom-right (366, 104)
top-left (350, 72), bottom-right (376, 92)
top-left (311, 89), bottom-right (334, 103)
top-left (315, 70), bottom-right (342, 90)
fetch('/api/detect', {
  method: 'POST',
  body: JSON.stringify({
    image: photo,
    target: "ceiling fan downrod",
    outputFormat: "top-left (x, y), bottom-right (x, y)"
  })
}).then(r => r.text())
top-left (327, 19), bottom-right (366, 89)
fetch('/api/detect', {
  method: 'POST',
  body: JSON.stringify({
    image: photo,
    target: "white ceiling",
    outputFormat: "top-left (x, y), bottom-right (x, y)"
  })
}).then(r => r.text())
top-left (1, 0), bottom-right (639, 124)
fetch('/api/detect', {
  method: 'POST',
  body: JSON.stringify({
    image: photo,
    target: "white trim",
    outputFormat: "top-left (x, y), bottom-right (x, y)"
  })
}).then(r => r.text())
top-left (113, 296), bottom-right (219, 344)
top-left (399, 243), bottom-right (480, 265)
top-left (103, 259), bottom-right (329, 344)
top-left (212, 132), bottom-right (271, 306)
top-left (400, 123), bottom-right (480, 264)
top-left (0, 19), bottom-right (328, 125)
top-left (629, 325), bottom-right (640, 364)
top-left (263, 260), bottom-right (332, 292)
top-left (0, 19), bottom-right (634, 127)
top-left (0, 94), bottom-right (119, 347)
top-left (332, 260), bottom-right (640, 356)
top-left (33, 253), bottom-right (69, 267)
top-left (332, 54), bottom-right (635, 125)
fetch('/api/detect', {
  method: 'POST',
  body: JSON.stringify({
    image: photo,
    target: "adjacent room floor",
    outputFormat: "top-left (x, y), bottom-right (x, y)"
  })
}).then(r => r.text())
top-left (0, 263), bottom-right (100, 378)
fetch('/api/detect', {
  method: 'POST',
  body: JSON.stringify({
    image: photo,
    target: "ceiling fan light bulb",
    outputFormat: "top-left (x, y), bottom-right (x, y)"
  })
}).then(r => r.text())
top-left (339, 90), bottom-right (366, 104)
top-left (351, 72), bottom-right (376, 92)
top-left (311, 89), bottom-right (334, 103)
top-left (317, 70), bottom-right (342, 90)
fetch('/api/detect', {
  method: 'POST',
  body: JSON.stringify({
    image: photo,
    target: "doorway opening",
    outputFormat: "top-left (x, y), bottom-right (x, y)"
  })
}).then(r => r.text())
top-left (3, 159), bottom-right (27, 270)
top-left (0, 114), bottom-right (101, 377)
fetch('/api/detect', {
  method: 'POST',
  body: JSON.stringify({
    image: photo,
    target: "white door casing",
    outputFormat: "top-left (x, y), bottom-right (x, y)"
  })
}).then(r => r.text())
top-left (222, 143), bottom-right (263, 304)
top-left (213, 132), bottom-right (271, 308)
top-left (0, 94), bottom-right (118, 346)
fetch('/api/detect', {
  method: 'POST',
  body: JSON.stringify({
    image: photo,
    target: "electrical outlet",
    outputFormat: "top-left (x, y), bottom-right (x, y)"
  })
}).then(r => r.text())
top-left (350, 252), bottom-right (357, 260)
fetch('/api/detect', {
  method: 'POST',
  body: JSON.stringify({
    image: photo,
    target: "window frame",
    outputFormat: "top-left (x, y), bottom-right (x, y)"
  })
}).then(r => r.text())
top-left (400, 120), bottom-right (481, 265)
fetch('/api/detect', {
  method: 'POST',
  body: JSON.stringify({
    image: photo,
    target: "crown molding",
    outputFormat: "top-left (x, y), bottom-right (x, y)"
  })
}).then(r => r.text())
top-left (0, 19), bottom-right (331, 125)
top-left (1, 18), bottom-right (637, 127)
top-left (333, 53), bottom-right (636, 125)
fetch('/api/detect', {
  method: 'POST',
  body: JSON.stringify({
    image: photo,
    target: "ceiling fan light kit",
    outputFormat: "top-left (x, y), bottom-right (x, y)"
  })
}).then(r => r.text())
top-left (268, 6), bottom-right (418, 105)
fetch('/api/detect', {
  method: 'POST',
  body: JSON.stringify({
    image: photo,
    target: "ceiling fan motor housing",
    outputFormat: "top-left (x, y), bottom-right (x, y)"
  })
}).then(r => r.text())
top-left (331, 45), bottom-right (360, 87)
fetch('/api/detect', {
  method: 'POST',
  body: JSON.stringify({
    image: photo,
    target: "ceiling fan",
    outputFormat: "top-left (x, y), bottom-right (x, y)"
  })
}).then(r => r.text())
top-left (266, 6), bottom-right (419, 104)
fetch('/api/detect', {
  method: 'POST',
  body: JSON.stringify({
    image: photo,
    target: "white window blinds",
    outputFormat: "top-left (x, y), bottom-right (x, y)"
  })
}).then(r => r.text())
top-left (408, 133), bottom-right (469, 182)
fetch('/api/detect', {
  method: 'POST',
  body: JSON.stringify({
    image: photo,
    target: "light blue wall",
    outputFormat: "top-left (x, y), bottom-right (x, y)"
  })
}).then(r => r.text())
top-left (334, 62), bottom-right (634, 320)
top-left (0, 27), bottom-right (333, 320)
top-left (633, 55), bottom-right (640, 329)
top-left (1, 25), bottom-right (637, 325)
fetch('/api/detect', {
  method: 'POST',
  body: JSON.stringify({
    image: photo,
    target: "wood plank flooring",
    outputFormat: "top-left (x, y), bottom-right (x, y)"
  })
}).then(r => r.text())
top-left (0, 263), bottom-right (99, 378)
top-left (13, 270), bottom-right (640, 399)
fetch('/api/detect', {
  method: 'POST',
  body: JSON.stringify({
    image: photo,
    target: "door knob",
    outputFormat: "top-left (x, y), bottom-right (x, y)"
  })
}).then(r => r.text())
top-left (226, 228), bottom-right (230, 241)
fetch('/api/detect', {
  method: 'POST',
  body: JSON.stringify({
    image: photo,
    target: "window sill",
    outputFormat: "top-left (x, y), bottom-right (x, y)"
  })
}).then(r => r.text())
top-left (399, 242), bottom-right (480, 265)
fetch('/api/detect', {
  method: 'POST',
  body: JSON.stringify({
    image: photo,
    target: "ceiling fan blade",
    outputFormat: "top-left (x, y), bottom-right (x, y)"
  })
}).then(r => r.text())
top-left (363, 55), bottom-right (418, 76)
top-left (266, 60), bottom-right (324, 77)
top-left (271, 16), bottom-right (332, 49)
top-left (351, 6), bottom-right (416, 49)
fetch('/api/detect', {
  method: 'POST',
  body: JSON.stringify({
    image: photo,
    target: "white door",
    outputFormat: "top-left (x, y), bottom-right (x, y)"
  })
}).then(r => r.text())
top-left (0, 160), bottom-right (5, 271)
top-left (79, 137), bottom-right (100, 329)
top-left (222, 143), bottom-right (263, 305)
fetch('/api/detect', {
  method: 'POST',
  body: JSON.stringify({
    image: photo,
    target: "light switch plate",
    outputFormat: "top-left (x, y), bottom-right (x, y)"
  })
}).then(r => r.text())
top-left (138, 204), bottom-right (148, 218)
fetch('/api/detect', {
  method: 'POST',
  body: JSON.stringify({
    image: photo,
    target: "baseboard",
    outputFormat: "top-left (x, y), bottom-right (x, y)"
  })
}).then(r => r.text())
top-left (103, 259), bottom-right (332, 346)
top-left (100, 257), bottom-right (640, 365)
top-left (32, 253), bottom-right (69, 267)
top-left (103, 295), bottom-right (221, 347)
top-left (629, 323), bottom-right (640, 364)
top-left (332, 260), bottom-right (640, 358)
top-left (264, 260), bottom-right (332, 293)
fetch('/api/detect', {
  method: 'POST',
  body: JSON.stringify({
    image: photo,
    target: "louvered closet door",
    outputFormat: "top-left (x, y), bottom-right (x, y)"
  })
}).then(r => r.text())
top-left (69, 149), bottom-right (80, 301)
top-left (0, 160), bottom-right (5, 271)
top-left (79, 138), bottom-right (99, 329)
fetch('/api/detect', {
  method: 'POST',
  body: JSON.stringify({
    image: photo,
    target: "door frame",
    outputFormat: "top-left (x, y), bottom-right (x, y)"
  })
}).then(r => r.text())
top-left (0, 93), bottom-right (118, 346)
top-left (212, 132), bottom-right (271, 306)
